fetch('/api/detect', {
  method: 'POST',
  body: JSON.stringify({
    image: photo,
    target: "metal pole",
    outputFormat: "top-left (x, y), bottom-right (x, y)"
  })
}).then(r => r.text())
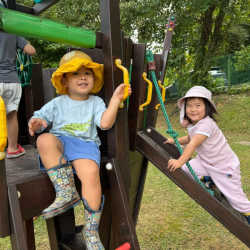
top-left (227, 54), bottom-right (231, 95)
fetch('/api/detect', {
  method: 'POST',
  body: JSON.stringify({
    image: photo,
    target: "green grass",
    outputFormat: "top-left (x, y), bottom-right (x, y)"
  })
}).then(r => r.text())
top-left (1, 92), bottom-right (250, 249)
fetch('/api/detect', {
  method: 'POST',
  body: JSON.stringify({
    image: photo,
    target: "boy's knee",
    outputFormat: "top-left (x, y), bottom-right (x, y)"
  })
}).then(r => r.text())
top-left (37, 133), bottom-right (56, 151)
top-left (80, 165), bottom-right (100, 184)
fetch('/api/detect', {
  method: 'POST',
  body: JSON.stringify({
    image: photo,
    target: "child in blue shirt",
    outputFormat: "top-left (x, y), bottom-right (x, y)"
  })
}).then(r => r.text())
top-left (28, 50), bottom-right (131, 250)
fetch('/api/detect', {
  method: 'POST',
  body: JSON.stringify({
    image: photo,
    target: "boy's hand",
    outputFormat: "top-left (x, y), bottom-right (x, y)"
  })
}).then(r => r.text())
top-left (167, 159), bottom-right (182, 172)
top-left (28, 118), bottom-right (47, 136)
top-left (164, 138), bottom-right (175, 145)
top-left (113, 84), bottom-right (132, 101)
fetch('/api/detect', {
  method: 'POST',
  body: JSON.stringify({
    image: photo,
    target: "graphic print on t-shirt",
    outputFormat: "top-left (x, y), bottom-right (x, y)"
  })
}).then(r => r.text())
top-left (60, 118), bottom-right (92, 136)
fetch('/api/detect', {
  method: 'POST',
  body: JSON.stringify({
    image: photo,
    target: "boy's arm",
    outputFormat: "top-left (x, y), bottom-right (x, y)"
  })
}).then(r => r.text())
top-left (100, 83), bottom-right (131, 129)
top-left (23, 44), bottom-right (36, 56)
top-left (168, 134), bottom-right (207, 171)
top-left (100, 95), bottom-right (121, 129)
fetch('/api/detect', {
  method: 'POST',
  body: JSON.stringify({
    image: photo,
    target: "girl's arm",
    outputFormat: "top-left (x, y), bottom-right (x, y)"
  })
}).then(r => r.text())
top-left (100, 84), bottom-right (131, 129)
top-left (167, 134), bottom-right (207, 171)
top-left (164, 135), bottom-right (190, 145)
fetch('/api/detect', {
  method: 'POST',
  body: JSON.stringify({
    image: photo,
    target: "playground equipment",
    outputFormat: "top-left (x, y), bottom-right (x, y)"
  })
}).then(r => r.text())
top-left (0, 0), bottom-right (250, 249)
top-left (16, 50), bottom-right (34, 88)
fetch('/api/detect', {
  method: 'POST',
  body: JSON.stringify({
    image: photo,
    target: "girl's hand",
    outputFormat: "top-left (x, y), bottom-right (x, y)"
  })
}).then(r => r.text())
top-left (28, 118), bottom-right (47, 136)
top-left (113, 83), bottom-right (132, 101)
top-left (167, 159), bottom-right (182, 172)
top-left (164, 138), bottom-right (175, 145)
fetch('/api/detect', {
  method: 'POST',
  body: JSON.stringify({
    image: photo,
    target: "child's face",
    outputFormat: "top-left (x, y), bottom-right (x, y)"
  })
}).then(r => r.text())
top-left (62, 66), bottom-right (94, 99)
top-left (186, 98), bottom-right (205, 125)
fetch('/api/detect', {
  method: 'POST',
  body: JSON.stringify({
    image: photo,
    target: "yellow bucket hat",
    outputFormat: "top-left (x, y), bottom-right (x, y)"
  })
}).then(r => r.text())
top-left (51, 50), bottom-right (104, 95)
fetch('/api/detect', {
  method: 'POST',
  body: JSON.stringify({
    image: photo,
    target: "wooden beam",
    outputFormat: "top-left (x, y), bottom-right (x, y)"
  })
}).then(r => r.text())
top-left (33, 0), bottom-right (61, 16)
top-left (5, 0), bottom-right (16, 10)
top-left (106, 158), bottom-right (140, 249)
top-left (0, 159), bottom-right (10, 237)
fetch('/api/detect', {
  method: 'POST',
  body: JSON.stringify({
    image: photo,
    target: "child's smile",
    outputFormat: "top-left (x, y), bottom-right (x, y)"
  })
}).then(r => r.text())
top-left (186, 98), bottom-right (205, 125)
top-left (63, 66), bottom-right (95, 100)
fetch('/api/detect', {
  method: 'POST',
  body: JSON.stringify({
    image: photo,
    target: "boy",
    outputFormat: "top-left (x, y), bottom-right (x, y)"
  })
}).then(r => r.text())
top-left (28, 50), bottom-right (131, 249)
top-left (0, 2), bottom-right (36, 158)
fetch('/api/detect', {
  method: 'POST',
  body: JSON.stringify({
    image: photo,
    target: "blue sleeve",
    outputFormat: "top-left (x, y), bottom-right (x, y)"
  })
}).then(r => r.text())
top-left (94, 97), bottom-right (107, 130)
top-left (30, 99), bottom-right (55, 132)
top-left (16, 36), bottom-right (28, 50)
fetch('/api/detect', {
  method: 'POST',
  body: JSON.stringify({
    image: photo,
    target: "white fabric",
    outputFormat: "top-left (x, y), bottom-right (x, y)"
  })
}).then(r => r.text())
top-left (182, 154), bottom-right (250, 213)
top-left (0, 82), bottom-right (22, 114)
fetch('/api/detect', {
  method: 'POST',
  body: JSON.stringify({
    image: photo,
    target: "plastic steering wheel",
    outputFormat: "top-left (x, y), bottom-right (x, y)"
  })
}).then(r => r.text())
top-left (16, 49), bottom-right (34, 88)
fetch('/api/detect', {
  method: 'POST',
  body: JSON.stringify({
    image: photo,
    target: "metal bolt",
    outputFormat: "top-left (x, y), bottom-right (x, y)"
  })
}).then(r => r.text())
top-left (147, 129), bottom-right (151, 133)
top-left (17, 191), bottom-right (21, 198)
top-left (106, 163), bottom-right (112, 170)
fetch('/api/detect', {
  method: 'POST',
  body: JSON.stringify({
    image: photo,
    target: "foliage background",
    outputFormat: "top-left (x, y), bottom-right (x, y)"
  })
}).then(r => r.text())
top-left (16, 0), bottom-right (250, 90)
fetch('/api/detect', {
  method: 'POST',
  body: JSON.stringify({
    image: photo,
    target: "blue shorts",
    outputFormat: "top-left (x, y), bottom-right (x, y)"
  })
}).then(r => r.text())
top-left (39, 136), bottom-right (101, 173)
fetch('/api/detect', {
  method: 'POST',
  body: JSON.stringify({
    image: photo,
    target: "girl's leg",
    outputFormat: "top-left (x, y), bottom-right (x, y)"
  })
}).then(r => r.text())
top-left (206, 156), bottom-right (250, 214)
top-left (181, 156), bottom-right (209, 179)
top-left (37, 133), bottom-right (65, 168)
top-left (73, 159), bottom-right (101, 211)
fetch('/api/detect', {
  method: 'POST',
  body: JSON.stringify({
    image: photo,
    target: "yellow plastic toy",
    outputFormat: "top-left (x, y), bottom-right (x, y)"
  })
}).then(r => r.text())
top-left (115, 59), bottom-right (129, 108)
top-left (139, 73), bottom-right (153, 111)
top-left (155, 80), bottom-right (166, 110)
top-left (0, 96), bottom-right (7, 160)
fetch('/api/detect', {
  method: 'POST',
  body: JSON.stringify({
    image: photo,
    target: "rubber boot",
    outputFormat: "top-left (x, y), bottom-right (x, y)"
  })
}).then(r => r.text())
top-left (201, 176), bottom-right (216, 189)
top-left (42, 155), bottom-right (81, 220)
top-left (82, 195), bottom-right (105, 250)
top-left (244, 213), bottom-right (250, 225)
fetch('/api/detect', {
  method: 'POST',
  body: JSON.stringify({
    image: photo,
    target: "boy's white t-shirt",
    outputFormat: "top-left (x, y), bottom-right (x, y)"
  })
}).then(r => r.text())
top-left (31, 95), bottom-right (107, 146)
top-left (188, 116), bottom-right (235, 167)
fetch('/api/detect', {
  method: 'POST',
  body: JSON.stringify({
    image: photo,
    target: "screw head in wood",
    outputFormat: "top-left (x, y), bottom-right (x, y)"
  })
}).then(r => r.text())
top-left (147, 129), bottom-right (151, 133)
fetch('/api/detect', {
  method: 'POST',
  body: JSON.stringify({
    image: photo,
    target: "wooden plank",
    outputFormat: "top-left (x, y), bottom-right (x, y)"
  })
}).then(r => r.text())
top-left (146, 125), bottom-right (181, 159)
top-left (33, 0), bottom-right (61, 16)
top-left (128, 44), bottom-right (146, 150)
top-left (24, 219), bottom-right (35, 250)
top-left (132, 157), bottom-right (149, 226)
top-left (0, 159), bottom-right (10, 238)
top-left (100, 0), bottom-right (131, 197)
top-left (145, 54), bottom-right (161, 128)
top-left (8, 185), bottom-right (28, 250)
top-left (138, 64), bottom-right (148, 131)
top-left (160, 14), bottom-right (176, 83)
top-left (106, 158), bottom-right (140, 249)
top-left (4, 0), bottom-right (16, 10)
top-left (136, 130), bottom-right (250, 248)
top-left (96, 32), bottom-right (102, 49)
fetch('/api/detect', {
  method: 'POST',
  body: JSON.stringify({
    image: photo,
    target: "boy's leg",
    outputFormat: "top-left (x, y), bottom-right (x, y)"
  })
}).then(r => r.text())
top-left (6, 110), bottom-right (19, 152)
top-left (37, 134), bottom-right (81, 220)
top-left (37, 133), bottom-right (65, 169)
top-left (73, 159), bottom-right (104, 249)
top-left (73, 159), bottom-right (101, 211)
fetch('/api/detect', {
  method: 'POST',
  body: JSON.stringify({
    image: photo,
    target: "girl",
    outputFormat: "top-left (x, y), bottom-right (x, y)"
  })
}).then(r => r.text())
top-left (28, 50), bottom-right (132, 249)
top-left (165, 86), bottom-right (250, 225)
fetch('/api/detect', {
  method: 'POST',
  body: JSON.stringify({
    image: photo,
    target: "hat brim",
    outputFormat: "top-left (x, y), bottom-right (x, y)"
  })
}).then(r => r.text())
top-left (51, 58), bottom-right (104, 95)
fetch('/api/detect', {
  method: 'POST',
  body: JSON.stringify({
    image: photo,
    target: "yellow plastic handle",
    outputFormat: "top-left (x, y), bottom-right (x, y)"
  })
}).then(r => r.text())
top-left (115, 59), bottom-right (129, 108)
top-left (155, 80), bottom-right (166, 110)
top-left (139, 73), bottom-right (153, 111)
top-left (0, 96), bottom-right (7, 160)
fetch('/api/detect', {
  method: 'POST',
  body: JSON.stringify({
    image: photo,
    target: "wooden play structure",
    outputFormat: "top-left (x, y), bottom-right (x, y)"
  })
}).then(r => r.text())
top-left (0, 0), bottom-right (250, 249)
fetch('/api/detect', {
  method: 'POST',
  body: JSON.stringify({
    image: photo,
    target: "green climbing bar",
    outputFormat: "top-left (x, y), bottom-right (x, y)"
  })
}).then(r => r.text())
top-left (0, 8), bottom-right (96, 48)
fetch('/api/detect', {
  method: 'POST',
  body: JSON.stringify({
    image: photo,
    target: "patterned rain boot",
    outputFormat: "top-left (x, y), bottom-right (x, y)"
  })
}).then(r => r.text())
top-left (82, 195), bottom-right (105, 250)
top-left (201, 176), bottom-right (216, 190)
top-left (243, 213), bottom-right (250, 225)
top-left (42, 155), bottom-right (81, 220)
